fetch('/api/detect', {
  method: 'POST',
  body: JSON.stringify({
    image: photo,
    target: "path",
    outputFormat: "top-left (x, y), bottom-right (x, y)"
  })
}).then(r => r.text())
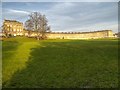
top-left (3, 41), bottom-right (39, 86)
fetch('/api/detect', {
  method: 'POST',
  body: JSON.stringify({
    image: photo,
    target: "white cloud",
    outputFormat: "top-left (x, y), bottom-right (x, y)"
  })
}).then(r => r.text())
top-left (3, 9), bottom-right (30, 15)
top-left (2, 9), bottom-right (30, 21)
top-left (8, 9), bottom-right (29, 14)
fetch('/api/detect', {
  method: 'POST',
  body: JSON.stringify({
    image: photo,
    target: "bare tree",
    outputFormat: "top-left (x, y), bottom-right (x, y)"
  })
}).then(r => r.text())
top-left (25, 19), bottom-right (33, 37)
top-left (25, 12), bottom-right (51, 40)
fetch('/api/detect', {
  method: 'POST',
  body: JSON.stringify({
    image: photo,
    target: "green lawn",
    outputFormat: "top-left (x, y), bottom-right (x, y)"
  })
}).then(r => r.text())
top-left (2, 37), bottom-right (118, 88)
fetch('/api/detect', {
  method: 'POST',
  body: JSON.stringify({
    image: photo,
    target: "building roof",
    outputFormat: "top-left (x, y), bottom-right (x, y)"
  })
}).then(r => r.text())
top-left (4, 19), bottom-right (23, 24)
top-left (49, 30), bottom-right (112, 34)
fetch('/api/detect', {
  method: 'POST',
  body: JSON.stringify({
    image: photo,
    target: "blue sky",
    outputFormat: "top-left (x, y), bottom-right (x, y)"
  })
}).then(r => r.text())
top-left (1, 2), bottom-right (118, 32)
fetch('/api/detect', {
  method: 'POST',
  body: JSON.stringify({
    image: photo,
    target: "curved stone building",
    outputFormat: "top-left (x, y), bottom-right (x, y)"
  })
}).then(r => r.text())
top-left (2, 19), bottom-right (115, 39)
top-left (46, 30), bottom-right (114, 39)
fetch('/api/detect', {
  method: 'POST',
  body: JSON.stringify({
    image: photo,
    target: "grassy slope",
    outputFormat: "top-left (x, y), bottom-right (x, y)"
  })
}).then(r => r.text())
top-left (2, 37), bottom-right (118, 88)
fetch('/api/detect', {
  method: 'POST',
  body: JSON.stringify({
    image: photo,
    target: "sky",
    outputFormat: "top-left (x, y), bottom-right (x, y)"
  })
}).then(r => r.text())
top-left (1, 1), bottom-right (118, 33)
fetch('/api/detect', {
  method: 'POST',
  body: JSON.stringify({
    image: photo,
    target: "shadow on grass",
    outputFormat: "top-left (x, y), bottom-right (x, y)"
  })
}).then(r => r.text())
top-left (3, 40), bottom-right (118, 88)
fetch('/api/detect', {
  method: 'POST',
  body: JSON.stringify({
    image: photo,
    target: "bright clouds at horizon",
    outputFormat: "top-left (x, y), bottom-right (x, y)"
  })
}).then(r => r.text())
top-left (2, 2), bottom-right (118, 33)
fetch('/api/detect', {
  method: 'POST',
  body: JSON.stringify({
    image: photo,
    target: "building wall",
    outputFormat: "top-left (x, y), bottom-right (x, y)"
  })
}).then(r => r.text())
top-left (46, 30), bottom-right (114, 39)
top-left (2, 20), bottom-right (23, 36)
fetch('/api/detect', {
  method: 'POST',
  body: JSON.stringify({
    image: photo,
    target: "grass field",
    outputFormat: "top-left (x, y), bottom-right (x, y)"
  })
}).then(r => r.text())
top-left (2, 37), bottom-right (118, 88)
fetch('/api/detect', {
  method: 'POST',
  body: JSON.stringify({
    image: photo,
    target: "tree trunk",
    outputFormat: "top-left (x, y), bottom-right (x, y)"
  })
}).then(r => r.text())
top-left (37, 36), bottom-right (40, 40)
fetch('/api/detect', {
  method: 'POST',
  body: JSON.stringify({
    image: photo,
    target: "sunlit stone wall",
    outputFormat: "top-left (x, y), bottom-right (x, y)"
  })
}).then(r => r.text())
top-left (46, 30), bottom-right (114, 39)
top-left (2, 19), bottom-right (23, 36)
